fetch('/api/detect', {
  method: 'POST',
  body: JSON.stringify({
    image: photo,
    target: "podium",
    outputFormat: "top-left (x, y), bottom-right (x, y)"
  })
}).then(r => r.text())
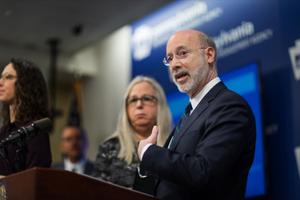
top-left (0, 167), bottom-right (157, 200)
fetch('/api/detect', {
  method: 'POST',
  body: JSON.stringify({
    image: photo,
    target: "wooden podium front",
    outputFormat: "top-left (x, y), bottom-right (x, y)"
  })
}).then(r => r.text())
top-left (0, 167), bottom-right (157, 200)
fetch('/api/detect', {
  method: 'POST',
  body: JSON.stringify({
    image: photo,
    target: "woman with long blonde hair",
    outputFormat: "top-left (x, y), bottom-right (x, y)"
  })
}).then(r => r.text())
top-left (94, 76), bottom-right (172, 194)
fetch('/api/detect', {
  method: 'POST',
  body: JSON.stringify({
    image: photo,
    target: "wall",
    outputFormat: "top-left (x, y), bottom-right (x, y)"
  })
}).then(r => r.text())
top-left (66, 26), bottom-right (131, 160)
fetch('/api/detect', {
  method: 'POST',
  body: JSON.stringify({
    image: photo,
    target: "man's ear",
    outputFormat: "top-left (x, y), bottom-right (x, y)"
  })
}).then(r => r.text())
top-left (206, 47), bottom-right (216, 64)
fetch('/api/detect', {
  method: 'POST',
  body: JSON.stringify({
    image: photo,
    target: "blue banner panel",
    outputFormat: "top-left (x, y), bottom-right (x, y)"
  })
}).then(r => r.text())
top-left (131, 0), bottom-right (300, 199)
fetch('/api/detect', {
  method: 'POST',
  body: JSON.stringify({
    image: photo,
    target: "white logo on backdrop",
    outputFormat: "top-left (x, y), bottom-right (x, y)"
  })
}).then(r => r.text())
top-left (132, 1), bottom-right (223, 61)
top-left (289, 39), bottom-right (300, 80)
top-left (213, 21), bottom-right (273, 58)
top-left (132, 26), bottom-right (153, 61)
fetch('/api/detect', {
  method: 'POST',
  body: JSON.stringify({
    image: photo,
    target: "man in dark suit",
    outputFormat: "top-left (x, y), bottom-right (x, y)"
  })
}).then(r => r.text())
top-left (52, 125), bottom-right (94, 176)
top-left (137, 30), bottom-right (256, 200)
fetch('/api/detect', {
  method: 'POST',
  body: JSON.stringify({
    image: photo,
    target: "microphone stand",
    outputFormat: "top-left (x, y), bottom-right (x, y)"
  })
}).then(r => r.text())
top-left (0, 127), bottom-right (30, 172)
top-left (0, 147), bottom-right (8, 163)
top-left (14, 128), bottom-right (29, 172)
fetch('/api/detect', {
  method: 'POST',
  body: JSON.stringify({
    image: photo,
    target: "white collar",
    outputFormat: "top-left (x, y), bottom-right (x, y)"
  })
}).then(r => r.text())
top-left (64, 158), bottom-right (86, 174)
top-left (190, 77), bottom-right (221, 113)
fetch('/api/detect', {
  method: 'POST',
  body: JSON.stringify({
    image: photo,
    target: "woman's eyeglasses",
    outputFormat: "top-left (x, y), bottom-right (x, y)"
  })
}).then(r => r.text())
top-left (0, 74), bottom-right (17, 81)
top-left (127, 95), bottom-right (157, 106)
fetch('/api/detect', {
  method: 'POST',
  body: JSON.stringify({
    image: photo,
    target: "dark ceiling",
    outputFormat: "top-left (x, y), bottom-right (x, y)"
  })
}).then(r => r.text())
top-left (0, 0), bottom-right (172, 64)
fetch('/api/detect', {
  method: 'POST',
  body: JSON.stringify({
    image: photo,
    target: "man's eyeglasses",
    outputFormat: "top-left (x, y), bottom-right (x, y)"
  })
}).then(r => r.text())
top-left (163, 47), bottom-right (208, 67)
top-left (127, 95), bottom-right (157, 106)
top-left (0, 74), bottom-right (17, 81)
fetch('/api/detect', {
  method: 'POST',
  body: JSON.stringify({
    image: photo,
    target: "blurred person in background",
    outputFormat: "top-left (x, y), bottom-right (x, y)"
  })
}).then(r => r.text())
top-left (93, 76), bottom-right (172, 195)
top-left (52, 125), bottom-right (94, 176)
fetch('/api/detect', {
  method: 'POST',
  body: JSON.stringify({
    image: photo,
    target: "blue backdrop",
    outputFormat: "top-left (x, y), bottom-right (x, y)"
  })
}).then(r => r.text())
top-left (130, 0), bottom-right (300, 199)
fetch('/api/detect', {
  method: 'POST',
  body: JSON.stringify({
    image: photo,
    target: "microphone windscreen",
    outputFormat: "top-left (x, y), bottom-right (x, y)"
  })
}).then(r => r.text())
top-left (33, 118), bottom-right (52, 131)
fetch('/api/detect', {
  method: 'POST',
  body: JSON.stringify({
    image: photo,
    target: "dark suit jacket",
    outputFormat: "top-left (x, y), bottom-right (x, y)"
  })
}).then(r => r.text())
top-left (140, 82), bottom-right (256, 200)
top-left (52, 159), bottom-right (95, 176)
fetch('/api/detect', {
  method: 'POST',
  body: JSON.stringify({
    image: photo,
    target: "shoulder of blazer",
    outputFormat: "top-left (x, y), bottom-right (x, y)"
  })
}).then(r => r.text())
top-left (84, 160), bottom-right (95, 174)
top-left (186, 82), bottom-right (227, 117)
top-left (203, 81), bottom-right (227, 103)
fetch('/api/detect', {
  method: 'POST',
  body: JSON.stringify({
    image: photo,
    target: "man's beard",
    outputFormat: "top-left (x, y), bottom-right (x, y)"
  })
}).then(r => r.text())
top-left (172, 65), bottom-right (209, 94)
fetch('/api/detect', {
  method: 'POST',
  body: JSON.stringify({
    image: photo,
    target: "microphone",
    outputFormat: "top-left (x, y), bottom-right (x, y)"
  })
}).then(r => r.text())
top-left (0, 118), bottom-right (52, 147)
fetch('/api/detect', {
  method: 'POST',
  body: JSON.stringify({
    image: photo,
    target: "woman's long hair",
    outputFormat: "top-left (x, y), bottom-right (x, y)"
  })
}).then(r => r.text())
top-left (109, 76), bottom-right (172, 164)
top-left (0, 58), bottom-right (50, 124)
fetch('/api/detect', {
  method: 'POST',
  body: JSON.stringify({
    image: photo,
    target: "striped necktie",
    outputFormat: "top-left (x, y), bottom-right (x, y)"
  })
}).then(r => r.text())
top-left (175, 103), bottom-right (192, 133)
top-left (168, 103), bottom-right (192, 148)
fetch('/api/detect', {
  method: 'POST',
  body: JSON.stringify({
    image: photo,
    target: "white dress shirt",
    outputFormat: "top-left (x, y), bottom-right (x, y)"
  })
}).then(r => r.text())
top-left (189, 77), bottom-right (221, 113)
top-left (64, 158), bottom-right (86, 174)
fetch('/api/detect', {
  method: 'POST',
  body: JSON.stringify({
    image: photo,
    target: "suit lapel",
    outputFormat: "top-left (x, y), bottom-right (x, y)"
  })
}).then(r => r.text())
top-left (164, 128), bottom-right (175, 148)
top-left (169, 101), bottom-right (209, 150)
top-left (169, 82), bottom-right (226, 150)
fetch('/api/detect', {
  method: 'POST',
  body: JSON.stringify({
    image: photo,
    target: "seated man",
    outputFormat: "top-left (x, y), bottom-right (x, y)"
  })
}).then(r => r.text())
top-left (52, 125), bottom-right (94, 176)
